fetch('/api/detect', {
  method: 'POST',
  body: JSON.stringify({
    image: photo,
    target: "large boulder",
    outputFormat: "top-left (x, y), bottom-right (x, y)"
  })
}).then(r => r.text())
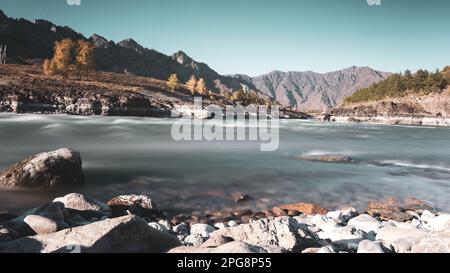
top-left (0, 215), bottom-right (181, 253)
top-left (212, 216), bottom-right (318, 252)
top-left (54, 193), bottom-right (111, 218)
top-left (0, 148), bottom-right (85, 188)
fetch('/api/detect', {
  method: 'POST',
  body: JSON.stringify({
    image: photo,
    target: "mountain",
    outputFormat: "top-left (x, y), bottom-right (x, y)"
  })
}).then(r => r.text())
top-left (0, 10), bottom-right (390, 110)
top-left (249, 67), bottom-right (391, 110)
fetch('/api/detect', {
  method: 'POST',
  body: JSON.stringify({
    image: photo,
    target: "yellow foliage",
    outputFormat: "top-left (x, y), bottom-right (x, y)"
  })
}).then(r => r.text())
top-left (196, 78), bottom-right (207, 94)
top-left (42, 59), bottom-right (54, 76)
top-left (167, 74), bottom-right (180, 91)
top-left (53, 38), bottom-right (75, 79)
top-left (186, 75), bottom-right (197, 95)
top-left (76, 40), bottom-right (95, 79)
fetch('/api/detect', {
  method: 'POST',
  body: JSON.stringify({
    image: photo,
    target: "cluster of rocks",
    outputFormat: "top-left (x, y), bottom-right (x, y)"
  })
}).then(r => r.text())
top-left (1, 193), bottom-right (449, 253)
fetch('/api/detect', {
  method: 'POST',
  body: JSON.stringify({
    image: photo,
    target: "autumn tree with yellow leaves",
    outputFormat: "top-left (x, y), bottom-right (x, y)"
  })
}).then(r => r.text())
top-left (43, 39), bottom-right (95, 80)
top-left (196, 78), bottom-right (207, 95)
top-left (186, 75), bottom-right (197, 95)
top-left (167, 74), bottom-right (180, 91)
top-left (76, 40), bottom-right (95, 79)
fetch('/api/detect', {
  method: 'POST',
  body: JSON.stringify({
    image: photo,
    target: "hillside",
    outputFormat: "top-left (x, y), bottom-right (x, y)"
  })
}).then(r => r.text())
top-left (0, 9), bottom-right (389, 110)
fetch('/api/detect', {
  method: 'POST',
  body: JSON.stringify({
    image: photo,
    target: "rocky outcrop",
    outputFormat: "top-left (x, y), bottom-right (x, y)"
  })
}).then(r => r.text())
top-left (0, 148), bottom-right (84, 189)
top-left (366, 198), bottom-right (413, 222)
top-left (106, 194), bottom-right (160, 219)
top-left (0, 215), bottom-right (181, 253)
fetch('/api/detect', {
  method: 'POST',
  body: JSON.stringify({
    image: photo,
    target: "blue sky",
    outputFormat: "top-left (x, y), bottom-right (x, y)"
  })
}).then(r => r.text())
top-left (1, 0), bottom-right (449, 76)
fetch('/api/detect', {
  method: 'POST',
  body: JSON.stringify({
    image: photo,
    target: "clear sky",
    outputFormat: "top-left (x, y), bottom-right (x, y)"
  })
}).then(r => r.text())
top-left (1, 0), bottom-right (449, 76)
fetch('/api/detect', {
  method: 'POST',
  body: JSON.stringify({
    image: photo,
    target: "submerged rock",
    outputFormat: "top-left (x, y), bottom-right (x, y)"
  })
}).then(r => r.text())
top-left (0, 148), bottom-right (85, 188)
top-left (0, 215), bottom-right (181, 253)
top-left (278, 202), bottom-right (328, 215)
top-left (296, 154), bottom-right (353, 163)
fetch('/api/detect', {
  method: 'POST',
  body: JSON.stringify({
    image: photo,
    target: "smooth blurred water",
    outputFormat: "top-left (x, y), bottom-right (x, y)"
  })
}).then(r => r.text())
top-left (0, 113), bottom-right (449, 215)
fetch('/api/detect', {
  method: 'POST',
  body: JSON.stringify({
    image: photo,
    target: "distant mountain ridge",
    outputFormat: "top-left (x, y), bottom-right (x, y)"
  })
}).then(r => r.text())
top-left (0, 10), bottom-right (390, 110)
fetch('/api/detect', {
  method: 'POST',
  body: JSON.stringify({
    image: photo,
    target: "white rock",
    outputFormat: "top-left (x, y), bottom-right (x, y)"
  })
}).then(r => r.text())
top-left (357, 240), bottom-right (384, 253)
top-left (228, 220), bottom-right (238, 227)
top-left (148, 222), bottom-right (169, 233)
top-left (411, 219), bottom-right (422, 228)
top-left (214, 222), bottom-right (227, 230)
top-left (427, 215), bottom-right (450, 232)
top-left (395, 222), bottom-right (417, 230)
top-left (347, 214), bottom-right (382, 233)
top-left (190, 223), bottom-right (215, 237)
top-left (420, 210), bottom-right (436, 223)
top-left (184, 234), bottom-right (205, 247)
top-left (318, 226), bottom-right (364, 250)
top-left (310, 214), bottom-right (328, 226)
top-left (326, 211), bottom-right (343, 221)
top-left (376, 226), bottom-right (426, 246)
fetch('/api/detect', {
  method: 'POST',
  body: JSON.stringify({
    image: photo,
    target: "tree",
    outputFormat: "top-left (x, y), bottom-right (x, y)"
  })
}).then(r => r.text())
top-left (186, 75), bottom-right (197, 95)
top-left (53, 38), bottom-right (75, 79)
top-left (76, 40), bottom-right (95, 79)
top-left (196, 78), bottom-right (207, 94)
top-left (42, 59), bottom-right (54, 76)
top-left (167, 74), bottom-right (180, 91)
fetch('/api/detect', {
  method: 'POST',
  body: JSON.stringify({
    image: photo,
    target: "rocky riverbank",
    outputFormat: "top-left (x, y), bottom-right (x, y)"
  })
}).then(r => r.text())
top-left (326, 94), bottom-right (450, 127)
top-left (0, 192), bottom-right (449, 253)
top-left (0, 148), bottom-right (449, 253)
top-left (0, 64), bottom-right (309, 120)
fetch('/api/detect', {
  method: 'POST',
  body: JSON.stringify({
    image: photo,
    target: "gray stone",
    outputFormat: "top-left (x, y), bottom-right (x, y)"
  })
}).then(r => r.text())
top-left (201, 234), bottom-right (234, 248)
top-left (357, 240), bottom-right (384, 253)
top-left (0, 215), bottom-right (181, 253)
top-left (213, 217), bottom-right (317, 251)
top-left (347, 214), bottom-right (382, 233)
top-left (340, 207), bottom-right (358, 222)
top-left (53, 193), bottom-right (111, 217)
top-left (0, 148), bottom-right (84, 188)
top-left (23, 215), bottom-right (68, 235)
top-left (173, 223), bottom-right (189, 235)
top-left (190, 223), bottom-right (215, 237)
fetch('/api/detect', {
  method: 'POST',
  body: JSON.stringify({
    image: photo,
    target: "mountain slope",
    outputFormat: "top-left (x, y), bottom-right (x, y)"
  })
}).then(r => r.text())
top-left (250, 67), bottom-right (391, 110)
top-left (0, 9), bottom-right (390, 110)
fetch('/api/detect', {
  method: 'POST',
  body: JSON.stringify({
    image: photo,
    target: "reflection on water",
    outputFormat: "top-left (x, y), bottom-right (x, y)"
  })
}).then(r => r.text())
top-left (0, 113), bottom-right (450, 215)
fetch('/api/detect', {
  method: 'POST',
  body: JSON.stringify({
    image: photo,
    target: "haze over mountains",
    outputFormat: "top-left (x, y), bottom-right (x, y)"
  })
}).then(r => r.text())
top-left (0, 10), bottom-right (390, 110)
